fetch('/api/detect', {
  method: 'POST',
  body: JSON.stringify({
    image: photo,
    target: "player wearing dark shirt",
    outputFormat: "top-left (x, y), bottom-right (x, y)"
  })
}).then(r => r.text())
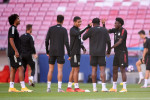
top-left (103, 18), bottom-right (128, 92)
top-left (20, 24), bottom-right (37, 87)
top-left (136, 30), bottom-right (148, 84)
top-left (8, 14), bottom-right (32, 92)
top-left (45, 15), bottom-right (70, 93)
top-left (83, 18), bottom-right (111, 92)
top-left (66, 16), bottom-right (91, 92)
top-left (141, 38), bottom-right (150, 88)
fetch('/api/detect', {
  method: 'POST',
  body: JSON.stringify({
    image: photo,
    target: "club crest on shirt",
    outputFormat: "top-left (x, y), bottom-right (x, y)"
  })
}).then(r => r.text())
top-left (118, 32), bottom-right (120, 36)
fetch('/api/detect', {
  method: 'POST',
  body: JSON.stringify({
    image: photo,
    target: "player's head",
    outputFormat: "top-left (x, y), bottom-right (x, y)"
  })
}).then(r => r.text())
top-left (149, 30), bottom-right (150, 36)
top-left (26, 24), bottom-right (32, 34)
top-left (73, 16), bottom-right (81, 27)
top-left (138, 30), bottom-right (145, 39)
top-left (8, 14), bottom-right (20, 26)
top-left (92, 18), bottom-right (100, 26)
top-left (57, 15), bottom-right (64, 24)
top-left (115, 17), bottom-right (124, 29)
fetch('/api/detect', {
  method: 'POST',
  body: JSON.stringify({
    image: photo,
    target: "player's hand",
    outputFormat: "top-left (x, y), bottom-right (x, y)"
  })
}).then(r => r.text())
top-left (106, 49), bottom-right (111, 57)
top-left (15, 51), bottom-right (19, 58)
top-left (142, 58), bottom-right (145, 63)
top-left (47, 54), bottom-right (49, 56)
top-left (89, 23), bottom-right (92, 27)
top-left (33, 54), bottom-right (38, 59)
top-left (102, 19), bottom-right (106, 24)
top-left (68, 57), bottom-right (71, 60)
top-left (88, 23), bottom-right (92, 28)
top-left (83, 49), bottom-right (86, 54)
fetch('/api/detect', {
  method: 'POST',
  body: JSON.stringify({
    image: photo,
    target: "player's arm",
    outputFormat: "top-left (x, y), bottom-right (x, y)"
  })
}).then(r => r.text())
top-left (64, 29), bottom-right (71, 58)
top-left (70, 24), bottom-right (91, 36)
top-left (111, 39), bottom-right (123, 49)
top-left (9, 38), bottom-right (19, 57)
top-left (143, 39), bottom-right (149, 62)
top-left (105, 30), bottom-right (111, 55)
top-left (101, 19), bottom-right (115, 33)
top-left (29, 36), bottom-right (37, 58)
top-left (45, 28), bottom-right (50, 55)
top-left (82, 28), bottom-right (92, 40)
top-left (81, 44), bottom-right (86, 54)
top-left (143, 48), bottom-right (148, 62)
top-left (111, 29), bottom-right (126, 49)
top-left (30, 36), bottom-right (36, 54)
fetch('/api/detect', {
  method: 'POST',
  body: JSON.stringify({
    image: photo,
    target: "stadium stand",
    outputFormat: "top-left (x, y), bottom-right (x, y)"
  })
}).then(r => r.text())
top-left (0, 0), bottom-right (150, 56)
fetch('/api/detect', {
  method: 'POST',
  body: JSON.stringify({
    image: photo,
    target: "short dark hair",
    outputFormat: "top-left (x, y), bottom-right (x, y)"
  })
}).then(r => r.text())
top-left (57, 15), bottom-right (64, 23)
top-left (26, 24), bottom-right (32, 31)
top-left (138, 30), bottom-right (145, 35)
top-left (73, 16), bottom-right (81, 22)
top-left (8, 14), bottom-right (19, 25)
top-left (92, 18), bottom-right (100, 25)
top-left (116, 17), bottom-right (124, 26)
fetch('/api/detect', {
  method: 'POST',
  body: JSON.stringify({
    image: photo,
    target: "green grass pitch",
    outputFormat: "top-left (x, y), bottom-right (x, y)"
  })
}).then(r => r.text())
top-left (0, 83), bottom-right (150, 100)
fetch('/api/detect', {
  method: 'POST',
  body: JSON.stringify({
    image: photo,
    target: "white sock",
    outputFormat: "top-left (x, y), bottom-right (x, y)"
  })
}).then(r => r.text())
top-left (47, 81), bottom-right (51, 89)
top-left (29, 76), bottom-right (33, 81)
top-left (102, 83), bottom-right (106, 89)
top-left (10, 82), bottom-right (14, 88)
top-left (93, 83), bottom-right (97, 91)
top-left (58, 81), bottom-right (62, 89)
top-left (113, 82), bottom-right (117, 89)
top-left (20, 81), bottom-right (25, 88)
top-left (123, 82), bottom-right (127, 89)
top-left (29, 76), bottom-right (34, 84)
top-left (139, 72), bottom-right (144, 79)
top-left (68, 82), bottom-right (72, 88)
top-left (74, 83), bottom-right (79, 89)
top-left (144, 79), bottom-right (148, 87)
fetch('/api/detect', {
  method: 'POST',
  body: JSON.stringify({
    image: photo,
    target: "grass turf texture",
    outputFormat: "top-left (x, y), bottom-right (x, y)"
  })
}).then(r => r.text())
top-left (0, 83), bottom-right (150, 100)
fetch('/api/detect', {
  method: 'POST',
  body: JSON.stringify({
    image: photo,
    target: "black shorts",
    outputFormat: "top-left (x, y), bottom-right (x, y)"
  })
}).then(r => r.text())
top-left (90, 56), bottom-right (106, 66)
top-left (140, 54), bottom-right (148, 64)
top-left (9, 55), bottom-right (22, 69)
top-left (49, 56), bottom-right (65, 64)
top-left (70, 54), bottom-right (80, 67)
top-left (22, 54), bottom-right (35, 70)
top-left (113, 51), bottom-right (128, 67)
top-left (146, 56), bottom-right (150, 70)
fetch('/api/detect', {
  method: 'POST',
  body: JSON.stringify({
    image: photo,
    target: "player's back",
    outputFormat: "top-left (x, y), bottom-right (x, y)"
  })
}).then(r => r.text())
top-left (47, 24), bottom-right (68, 56)
top-left (20, 33), bottom-right (33, 55)
top-left (89, 26), bottom-right (110, 56)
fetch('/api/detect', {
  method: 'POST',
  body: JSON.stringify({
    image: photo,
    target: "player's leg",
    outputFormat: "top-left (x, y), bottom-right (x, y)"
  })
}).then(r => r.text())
top-left (57, 63), bottom-right (64, 92)
top-left (136, 59), bottom-right (144, 84)
top-left (90, 56), bottom-right (98, 92)
top-left (8, 55), bottom-right (19, 92)
top-left (141, 58), bottom-right (150, 88)
top-left (22, 55), bottom-right (27, 79)
top-left (57, 56), bottom-right (65, 92)
top-left (99, 56), bottom-right (108, 92)
top-left (27, 65), bottom-right (32, 77)
top-left (9, 66), bottom-right (18, 92)
top-left (73, 55), bottom-right (84, 92)
top-left (92, 67), bottom-right (97, 92)
top-left (47, 56), bottom-right (56, 92)
top-left (47, 64), bottom-right (54, 92)
top-left (28, 56), bottom-right (35, 87)
top-left (119, 51), bottom-right (128, 92)
top-left (141, 70), bottom-right (150, 88)
top-left (100, 66), bottom-right (108, 92)
top-left (66, 68), bottom-right (75, 92)
top-left (109, 54), bottom-right (118, 92)
top-left (119, 67), bottom-right (127, 92)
